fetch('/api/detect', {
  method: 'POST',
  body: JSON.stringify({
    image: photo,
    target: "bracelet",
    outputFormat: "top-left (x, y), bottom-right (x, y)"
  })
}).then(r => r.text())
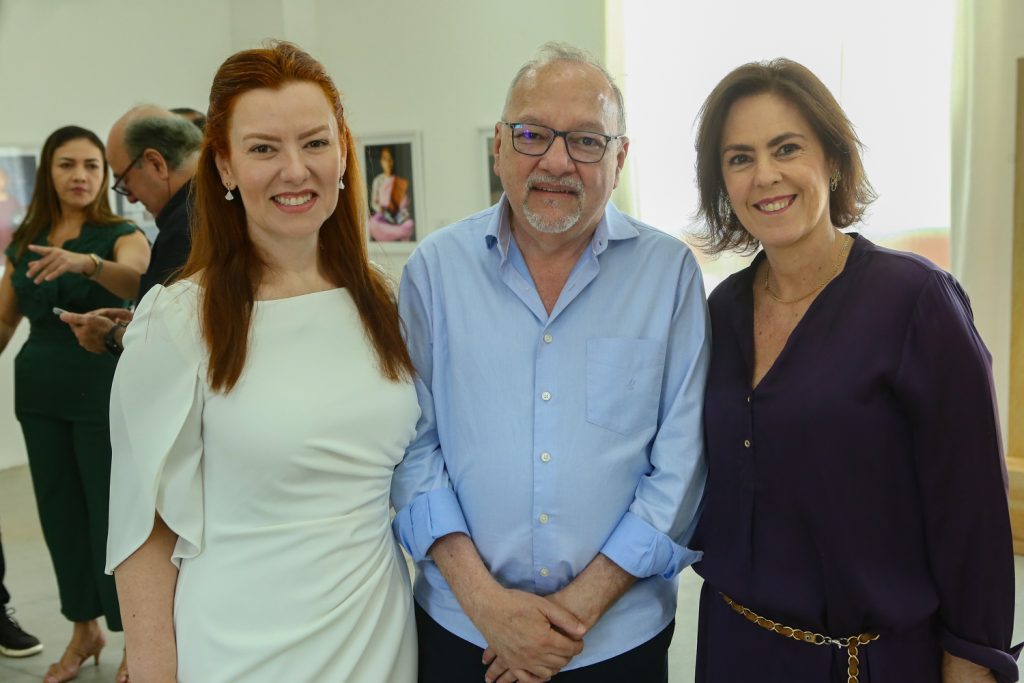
top-left (86, 253), bottom-right (104, 280)
top-left (104, 321), bottom-right (128, 356)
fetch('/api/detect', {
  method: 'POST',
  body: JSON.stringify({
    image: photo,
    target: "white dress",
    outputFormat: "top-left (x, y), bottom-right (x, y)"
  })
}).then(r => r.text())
top-left (105, 280), bottom-right (419, 683)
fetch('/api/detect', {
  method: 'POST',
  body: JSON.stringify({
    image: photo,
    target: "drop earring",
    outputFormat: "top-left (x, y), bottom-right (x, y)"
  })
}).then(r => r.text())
top-left (224, 185), bottom-right (235, 201)
top-left (338, 177), bottom-right (345, 190)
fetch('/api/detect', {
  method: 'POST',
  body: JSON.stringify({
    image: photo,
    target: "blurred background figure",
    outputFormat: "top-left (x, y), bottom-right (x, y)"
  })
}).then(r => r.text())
top-left (61, 107), bottom-right (200, 357)
top-left (170, 106), bottom-right (206, 132)
top-left (0, 529), bottom-right (42, 658)
top-left (0, 125), bottom-right (149, 683)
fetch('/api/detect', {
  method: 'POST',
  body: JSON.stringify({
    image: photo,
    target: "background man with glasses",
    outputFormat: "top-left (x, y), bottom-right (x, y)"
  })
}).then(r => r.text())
top-left (392, 42), bottom-right (711, 682)
top-left (60, 106), bottom-right (200, 355)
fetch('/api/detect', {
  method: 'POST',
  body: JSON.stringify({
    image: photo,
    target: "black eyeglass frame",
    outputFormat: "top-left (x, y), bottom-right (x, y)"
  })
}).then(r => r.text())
top-left (111, 151), bottom-right (146, 197)
top-left (500, 122), bottom-right (626, 164)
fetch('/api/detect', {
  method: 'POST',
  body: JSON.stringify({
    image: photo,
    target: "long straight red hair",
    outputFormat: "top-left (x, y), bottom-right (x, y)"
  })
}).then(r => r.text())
top-left (179, 42), bottom-right (413, 392)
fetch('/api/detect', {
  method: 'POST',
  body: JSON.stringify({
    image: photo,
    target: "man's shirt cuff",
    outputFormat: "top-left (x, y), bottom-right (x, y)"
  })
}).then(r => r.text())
top-left (393, 488), bottom-right (470, 562)
top-left (600, 511), bottom-right (702, 580)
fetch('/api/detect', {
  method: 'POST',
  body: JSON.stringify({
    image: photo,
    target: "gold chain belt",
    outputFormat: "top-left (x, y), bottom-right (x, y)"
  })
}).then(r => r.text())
top-left (721, 593), bottom-right (879, 683)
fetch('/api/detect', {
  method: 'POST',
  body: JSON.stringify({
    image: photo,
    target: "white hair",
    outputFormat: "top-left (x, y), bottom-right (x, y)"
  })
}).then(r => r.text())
top-left (502, 41), bottom-right (626, 132)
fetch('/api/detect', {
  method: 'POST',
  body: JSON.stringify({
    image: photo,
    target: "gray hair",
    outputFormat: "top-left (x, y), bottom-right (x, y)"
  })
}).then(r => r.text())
top-left (124, 115), bottom-right (202, 171)
top-left (502, 41), bottom-right (626, 133)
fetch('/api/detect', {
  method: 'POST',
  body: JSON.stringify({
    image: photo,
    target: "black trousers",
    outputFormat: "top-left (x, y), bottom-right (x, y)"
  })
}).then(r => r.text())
top-left (0, 527), bottom-right (9, 606)
top-left (416, 604), bottom-right (674, 683)
top-left (17, 413), bottom-right (121, 629)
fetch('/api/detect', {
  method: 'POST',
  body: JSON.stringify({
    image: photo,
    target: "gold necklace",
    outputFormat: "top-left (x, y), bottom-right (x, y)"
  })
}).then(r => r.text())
top-left (764, 233), bottom-right (853, 305)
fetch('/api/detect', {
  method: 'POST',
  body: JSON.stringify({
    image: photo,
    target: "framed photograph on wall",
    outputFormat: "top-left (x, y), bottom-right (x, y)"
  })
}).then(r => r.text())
top-left (358, 133), bottom-right (423, 244)
top-left (0, 147), bottom-right (38, 276)
top-left (479, 127), bottom-right (502, 210)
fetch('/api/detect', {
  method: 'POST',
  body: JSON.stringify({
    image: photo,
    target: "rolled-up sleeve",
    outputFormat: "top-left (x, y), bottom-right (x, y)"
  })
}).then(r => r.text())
top-left (599, 252), bottom-right (711, 579)
top-left (895, 271), bottom-right (1020, 681)
top-left (390, 253), bottom-right (469, 562)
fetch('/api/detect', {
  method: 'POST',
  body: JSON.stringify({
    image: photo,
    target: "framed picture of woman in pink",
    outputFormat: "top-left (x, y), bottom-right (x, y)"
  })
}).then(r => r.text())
top-left (360, 135), bottom-right (420, 243)
top-left (0, 148), bottom-right (37, 269)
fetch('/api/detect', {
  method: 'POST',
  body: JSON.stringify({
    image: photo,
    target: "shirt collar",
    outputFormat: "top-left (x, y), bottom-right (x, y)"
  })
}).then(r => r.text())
top-left (155, 178), bottom-right (192, 229)
top-left (484, 194), bottom-right (639, 264)
top-left (484, 196), bottom-right (514, 264)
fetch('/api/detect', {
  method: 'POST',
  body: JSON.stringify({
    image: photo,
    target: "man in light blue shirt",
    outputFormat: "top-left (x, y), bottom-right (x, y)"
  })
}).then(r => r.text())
top-left (392, 42), bottom-right (710, 683)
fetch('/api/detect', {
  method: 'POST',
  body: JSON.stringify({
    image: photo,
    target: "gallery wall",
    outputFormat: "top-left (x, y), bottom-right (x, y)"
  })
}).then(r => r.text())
top-left (951, 0), bottom-right (1024, 455)
top-left (0, 0), bottom-right (605, 470)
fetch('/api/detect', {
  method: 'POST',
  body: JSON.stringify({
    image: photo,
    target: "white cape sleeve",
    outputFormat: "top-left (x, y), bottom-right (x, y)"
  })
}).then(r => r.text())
top-left (105, 282), bottom-right (205, 573)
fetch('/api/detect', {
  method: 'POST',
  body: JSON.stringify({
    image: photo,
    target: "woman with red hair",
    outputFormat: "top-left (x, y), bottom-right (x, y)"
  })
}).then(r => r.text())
top-left (105, 43), bottom-right (419, 682)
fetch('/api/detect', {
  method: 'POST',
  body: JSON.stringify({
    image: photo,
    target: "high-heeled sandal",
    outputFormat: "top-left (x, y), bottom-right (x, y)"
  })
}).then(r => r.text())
top-left (115, 650), bottom-right (130, 683)
top-left (43, 636), bottom-right (105, 683)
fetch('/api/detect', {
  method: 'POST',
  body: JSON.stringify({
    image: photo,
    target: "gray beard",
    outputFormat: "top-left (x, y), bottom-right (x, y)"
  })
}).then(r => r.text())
top-left (521, 187), bottom-right (585, 234)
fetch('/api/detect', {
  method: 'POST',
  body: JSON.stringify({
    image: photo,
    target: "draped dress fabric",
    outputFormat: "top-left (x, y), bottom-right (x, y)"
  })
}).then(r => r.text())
top-left (105, 280), bottom-right (420, 683)
top-left (692, 235), bottom-right (1019, 682)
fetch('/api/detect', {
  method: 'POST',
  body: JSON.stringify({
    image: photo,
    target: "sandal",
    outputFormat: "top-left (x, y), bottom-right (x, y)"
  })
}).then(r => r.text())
top-left (43, 635), bottom-right (105, 683)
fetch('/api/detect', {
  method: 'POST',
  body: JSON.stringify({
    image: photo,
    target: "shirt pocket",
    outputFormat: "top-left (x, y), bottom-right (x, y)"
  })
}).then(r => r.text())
top-left (586, 337), bottom-right (665, 435)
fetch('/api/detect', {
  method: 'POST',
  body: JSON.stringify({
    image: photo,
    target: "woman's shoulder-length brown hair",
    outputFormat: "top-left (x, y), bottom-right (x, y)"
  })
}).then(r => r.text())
top-left (10, 125), bottom-right (126, 261)
top-left (693, 58), bottom-right (876, 256)
top-left (178, 41), bottom-right (414, 392)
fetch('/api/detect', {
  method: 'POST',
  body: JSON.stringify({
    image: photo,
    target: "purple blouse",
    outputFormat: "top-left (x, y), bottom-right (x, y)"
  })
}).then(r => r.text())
top-left (693, 235), bottom-right (1019, 680)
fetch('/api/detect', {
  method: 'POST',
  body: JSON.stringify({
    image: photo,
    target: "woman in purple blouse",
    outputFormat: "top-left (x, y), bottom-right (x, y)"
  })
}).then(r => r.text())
top-left (689, 58), bottom-right (1019, 683)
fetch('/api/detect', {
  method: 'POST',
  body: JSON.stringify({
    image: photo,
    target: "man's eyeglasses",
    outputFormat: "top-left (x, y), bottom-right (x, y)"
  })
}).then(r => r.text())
top-left (501, 122), bottom-right (625, 164)
top-left (111, 151), bottom-right (145, 197)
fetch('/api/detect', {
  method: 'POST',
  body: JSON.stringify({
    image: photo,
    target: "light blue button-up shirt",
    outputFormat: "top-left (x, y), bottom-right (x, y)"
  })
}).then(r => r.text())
top-left (391, 198), bottom-right (711, 668)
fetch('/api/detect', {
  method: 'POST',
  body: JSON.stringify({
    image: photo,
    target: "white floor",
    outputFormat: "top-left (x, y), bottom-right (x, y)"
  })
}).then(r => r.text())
top-left (0, 463), bottom-right (1020, 682)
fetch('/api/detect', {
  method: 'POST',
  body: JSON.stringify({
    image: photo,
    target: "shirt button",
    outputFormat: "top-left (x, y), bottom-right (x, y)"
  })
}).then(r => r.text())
top-left (540, 452), bottom-right (552, 463)
top-left (744, 439), bottom-right (751, 448)
top-left (538, 513), bottom-right (549, 524)
top-left (543, 333), bottom-right (553, 343)
top-left (541, 391), bottom-right (551, 401)
top-left (539, 567), bottom-right (550, 577)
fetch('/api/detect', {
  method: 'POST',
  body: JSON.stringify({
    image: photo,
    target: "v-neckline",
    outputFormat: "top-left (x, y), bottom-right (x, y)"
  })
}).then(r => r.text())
top-left (739, 234), bottom-right (862, 392)
top-left (45, 224), bottom-right (86, 250)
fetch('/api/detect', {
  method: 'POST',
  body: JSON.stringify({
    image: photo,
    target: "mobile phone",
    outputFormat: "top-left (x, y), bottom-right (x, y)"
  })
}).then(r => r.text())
top-left (52, 307), bottom-right (68, 316)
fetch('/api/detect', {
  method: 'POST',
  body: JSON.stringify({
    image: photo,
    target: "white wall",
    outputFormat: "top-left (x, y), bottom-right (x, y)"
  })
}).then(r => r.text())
top-left (0, 0), bottom-right (233, 145)
top-left (951, 0), bottom-right (1024, 448)
top-left (0, 0), bottom-right (605, 470)
top-left (317, 0), bottom-right (605, 275)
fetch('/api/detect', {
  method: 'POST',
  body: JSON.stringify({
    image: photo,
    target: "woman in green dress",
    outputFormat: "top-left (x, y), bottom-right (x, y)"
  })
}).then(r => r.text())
top-left (0, 126), bottom-right (150, 683)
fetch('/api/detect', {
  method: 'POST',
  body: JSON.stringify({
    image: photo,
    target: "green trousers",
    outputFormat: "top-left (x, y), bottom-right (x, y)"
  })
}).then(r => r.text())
top-left (17, 412), bottom-right (122, 631)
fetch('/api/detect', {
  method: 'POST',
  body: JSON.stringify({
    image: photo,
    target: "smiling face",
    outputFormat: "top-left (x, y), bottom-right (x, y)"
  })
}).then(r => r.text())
top-left (495, 60), bottom-right (627, 238)
top-left (216, 81), bottom-right (344, 252)
top-left (51, 138), bottom-right (105, 212)
top-left (720, 92), bottom-right (834, 250)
